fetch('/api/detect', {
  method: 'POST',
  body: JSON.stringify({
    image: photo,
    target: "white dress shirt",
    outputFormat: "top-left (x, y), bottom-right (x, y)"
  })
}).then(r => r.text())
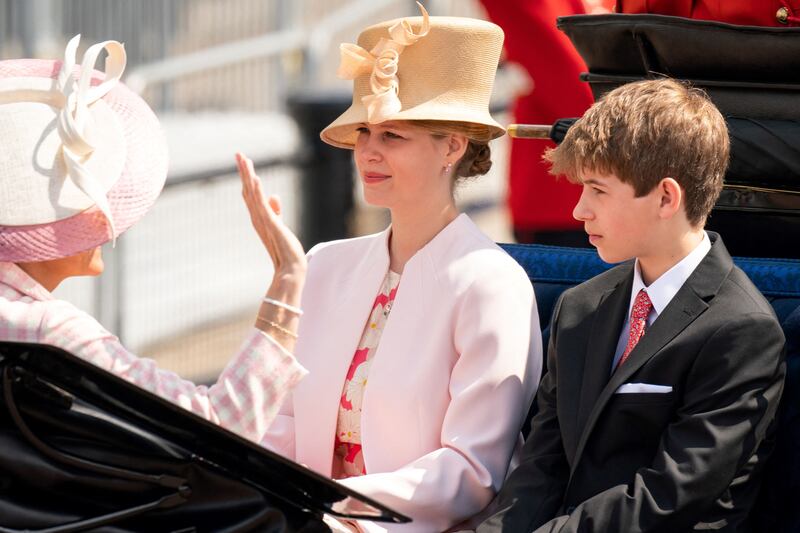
top-left (611, 231), bottom-right (712, 371)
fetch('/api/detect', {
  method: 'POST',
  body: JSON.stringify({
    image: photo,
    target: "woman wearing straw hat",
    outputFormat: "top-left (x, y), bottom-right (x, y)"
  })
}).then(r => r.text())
top-left (0, 7), bottom-right (541, 532)
top-left (0, 35), bottom-right (308, 446)
top-left (237, 4), bottom-right (542, 531)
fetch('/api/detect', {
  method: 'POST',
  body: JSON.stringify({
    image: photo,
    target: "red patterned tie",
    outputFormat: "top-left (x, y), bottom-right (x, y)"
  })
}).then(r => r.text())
top-left (617, 289), bottom-right (653, 370)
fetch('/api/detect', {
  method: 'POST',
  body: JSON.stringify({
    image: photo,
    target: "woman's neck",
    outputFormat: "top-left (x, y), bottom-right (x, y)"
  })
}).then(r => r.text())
top-left (16, 262), bottom-right (64, 292)
top-left (388, 202), bottom-right (459, 273)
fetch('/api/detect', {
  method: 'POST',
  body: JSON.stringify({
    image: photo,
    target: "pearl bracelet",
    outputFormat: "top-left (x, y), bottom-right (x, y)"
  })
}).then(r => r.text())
top-left (262, 296), bottom-right (304, 316)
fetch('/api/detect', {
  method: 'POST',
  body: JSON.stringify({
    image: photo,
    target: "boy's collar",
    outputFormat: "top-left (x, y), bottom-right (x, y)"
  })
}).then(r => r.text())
top-left (630, 231), bottom-right (711, 317)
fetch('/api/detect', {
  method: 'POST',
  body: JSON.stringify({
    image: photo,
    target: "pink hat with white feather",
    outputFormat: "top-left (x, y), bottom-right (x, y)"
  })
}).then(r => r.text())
top-left (0, 35), bottom-right (167, 262)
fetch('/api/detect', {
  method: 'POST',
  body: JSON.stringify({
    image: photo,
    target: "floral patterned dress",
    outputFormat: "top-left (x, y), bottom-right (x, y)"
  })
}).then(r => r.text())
top-left (332, 270), bottom-right (401, 479)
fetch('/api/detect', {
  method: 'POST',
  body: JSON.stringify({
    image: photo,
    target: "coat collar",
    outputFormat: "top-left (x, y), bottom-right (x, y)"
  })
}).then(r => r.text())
top-left (570, 233), bottom-right (733, 470)
top-left (629, 231), bottom-right (711, 317)
top-left (0, 262), bottom-right (54, 301)
top-left (379, 213), bottom-right (479, 272)
top-left (292, 213), bottom-right (480, 474)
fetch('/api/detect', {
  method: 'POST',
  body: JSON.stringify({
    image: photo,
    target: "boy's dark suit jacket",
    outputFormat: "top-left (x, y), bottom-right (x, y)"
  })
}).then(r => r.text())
top-left (478, 233), bottom-right (786, 532)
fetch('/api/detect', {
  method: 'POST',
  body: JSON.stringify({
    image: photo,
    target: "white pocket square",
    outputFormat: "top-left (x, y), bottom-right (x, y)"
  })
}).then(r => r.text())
top-left (615, 383), bottom-right (673, 394)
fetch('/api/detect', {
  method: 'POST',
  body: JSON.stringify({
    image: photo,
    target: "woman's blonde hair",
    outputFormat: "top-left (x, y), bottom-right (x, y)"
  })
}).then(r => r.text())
top-left (410, 120), bottom-right (494, 181)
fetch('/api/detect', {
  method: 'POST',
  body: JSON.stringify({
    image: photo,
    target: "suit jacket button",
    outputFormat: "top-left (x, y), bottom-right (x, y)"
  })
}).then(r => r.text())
top-left (777, 7), bottom-right (789, 24)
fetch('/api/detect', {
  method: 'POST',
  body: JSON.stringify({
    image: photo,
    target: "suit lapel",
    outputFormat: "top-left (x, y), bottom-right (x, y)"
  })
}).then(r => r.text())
top-left (573, 271), bottom-right (632, 441)
top-left (600, 287), bottom-right (708, 403)
top-left (570, 233), bottom-right (732, 472)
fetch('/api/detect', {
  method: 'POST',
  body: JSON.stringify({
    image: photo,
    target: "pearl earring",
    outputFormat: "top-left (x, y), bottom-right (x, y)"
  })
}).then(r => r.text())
top-left (445, 162), bottom-right (453, 173)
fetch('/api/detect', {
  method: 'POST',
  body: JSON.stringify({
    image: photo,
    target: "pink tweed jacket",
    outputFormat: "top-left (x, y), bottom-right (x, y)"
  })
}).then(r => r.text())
top-left (0, 261), bottom-right (306, 445)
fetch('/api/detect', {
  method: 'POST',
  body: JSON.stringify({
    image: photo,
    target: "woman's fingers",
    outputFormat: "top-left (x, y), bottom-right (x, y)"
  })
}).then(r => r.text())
top-left (245, 167), bottom-right (288, 269)
top-left (245, 157), bottom-right (284, 229)
top-left (237, 152), bottom-right (280, 258)
top-left (237, 153), bottom-right (262, 222)
top-left (235, 152), bottom-right (307, 275)
top-left (267, 195), bottom-right (282, 216)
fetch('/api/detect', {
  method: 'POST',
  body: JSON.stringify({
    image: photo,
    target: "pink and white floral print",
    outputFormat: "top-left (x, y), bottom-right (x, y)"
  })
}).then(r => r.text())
top-left (332, 270), bottom-right (400, 479)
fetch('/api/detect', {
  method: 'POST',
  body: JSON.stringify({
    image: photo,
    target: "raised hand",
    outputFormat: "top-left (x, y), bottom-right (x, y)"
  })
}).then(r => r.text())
top-left (236, 152), bottom-right (307, 278)
top-left (236, 152), bottom-right (307, 350)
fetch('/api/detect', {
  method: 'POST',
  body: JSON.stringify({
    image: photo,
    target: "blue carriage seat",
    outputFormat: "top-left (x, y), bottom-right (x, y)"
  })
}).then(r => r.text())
top-left (499, 243), bottom-right (800, 532)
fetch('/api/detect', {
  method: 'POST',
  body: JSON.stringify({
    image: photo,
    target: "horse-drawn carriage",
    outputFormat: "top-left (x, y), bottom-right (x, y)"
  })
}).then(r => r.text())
top-left (1, 7), bottom-right (799, 532)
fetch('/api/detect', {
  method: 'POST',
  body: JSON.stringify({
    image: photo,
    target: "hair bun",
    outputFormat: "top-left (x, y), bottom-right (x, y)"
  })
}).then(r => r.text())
top-left (457, 142), bottom-right (492, 179)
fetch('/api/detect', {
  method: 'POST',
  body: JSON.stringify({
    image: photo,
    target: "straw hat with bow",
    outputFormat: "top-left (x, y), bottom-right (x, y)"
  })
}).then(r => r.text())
top-left (321, 3), bottom-right (506, 149)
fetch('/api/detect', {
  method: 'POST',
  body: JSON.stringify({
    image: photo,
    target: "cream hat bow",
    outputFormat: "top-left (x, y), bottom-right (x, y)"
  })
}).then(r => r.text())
top-left (337, 2), bottom-right (430, 123)
top-left (320, 5), bottom-right (505, 149)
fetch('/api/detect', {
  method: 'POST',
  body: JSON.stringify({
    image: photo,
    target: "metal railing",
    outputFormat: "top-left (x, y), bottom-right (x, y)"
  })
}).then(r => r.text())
top-left (126, 0), bottom-right (402, 96)
top-left (1, 0), bottom-right (424, 113)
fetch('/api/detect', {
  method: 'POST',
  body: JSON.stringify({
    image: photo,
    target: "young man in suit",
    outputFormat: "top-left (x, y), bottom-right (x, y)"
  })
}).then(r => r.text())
top-left (477, 78), bottom-right (786, 532)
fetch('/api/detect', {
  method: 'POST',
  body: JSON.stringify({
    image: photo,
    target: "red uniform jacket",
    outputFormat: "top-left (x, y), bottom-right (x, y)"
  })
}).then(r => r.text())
top-left (480, 0), bottom-right (596, 233)
top-left (617, 0), bottom-right (800, 26)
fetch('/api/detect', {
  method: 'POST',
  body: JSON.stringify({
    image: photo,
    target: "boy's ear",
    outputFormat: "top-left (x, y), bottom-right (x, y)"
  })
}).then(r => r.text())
top-left (657, 177), bottom-right (683, 220)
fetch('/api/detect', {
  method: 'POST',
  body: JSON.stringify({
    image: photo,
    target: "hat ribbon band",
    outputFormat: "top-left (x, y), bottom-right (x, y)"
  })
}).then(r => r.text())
top-left (336, 1), bottom-right (429, 123)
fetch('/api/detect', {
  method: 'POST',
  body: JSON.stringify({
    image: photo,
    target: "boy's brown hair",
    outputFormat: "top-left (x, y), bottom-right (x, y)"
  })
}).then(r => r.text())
top-left (544, 78), bottom-right (729, 226)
